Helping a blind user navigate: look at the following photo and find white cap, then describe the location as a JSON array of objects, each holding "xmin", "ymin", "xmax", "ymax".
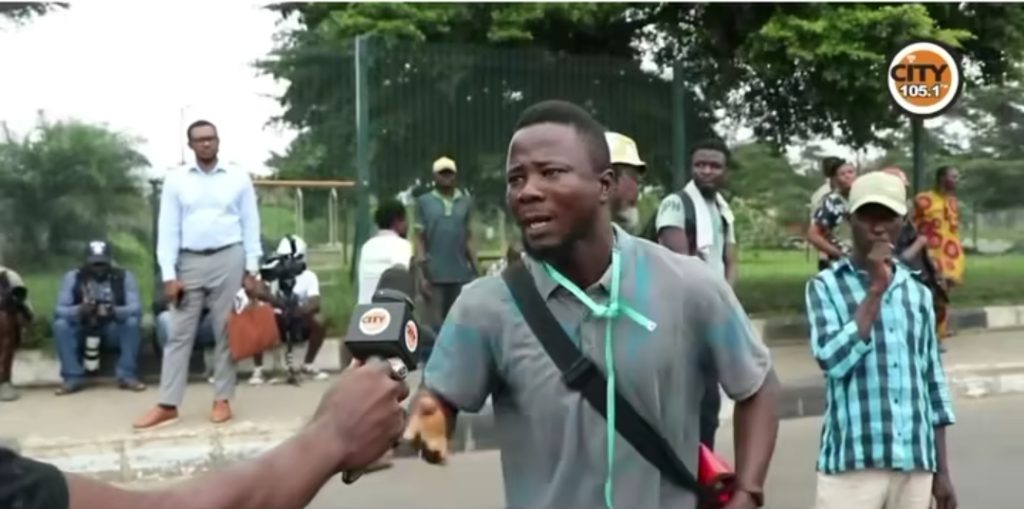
[
  {"xmin": 605, "ymin": 132, "xmax": 646, "ymax": 169},
  {"xmin": 276, "ymin": 235, "xmax": 308, "ymax": 258},
  {"xmin": 849, "ymin": 172, "xmax": 908, "ymax": 216}
]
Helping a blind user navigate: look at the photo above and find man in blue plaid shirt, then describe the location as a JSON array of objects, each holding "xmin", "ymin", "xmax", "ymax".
[{"xmin": 805, "ymin": 171, "xmax": 957, "ymax": 509}]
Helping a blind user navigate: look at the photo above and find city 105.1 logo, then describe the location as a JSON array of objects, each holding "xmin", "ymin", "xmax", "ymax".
[{"xmin": 887, "ymin": 40, "xmax": 964, "ymax": 118}]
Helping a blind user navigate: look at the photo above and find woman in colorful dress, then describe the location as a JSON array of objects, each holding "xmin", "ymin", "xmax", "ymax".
[{"xmin": 913, "ymin": 165, "xmax": 965, "ymax": 341}]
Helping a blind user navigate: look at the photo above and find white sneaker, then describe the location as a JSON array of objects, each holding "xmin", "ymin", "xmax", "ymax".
[
  {"xmin": 248, "ymin": 368, "xmax": 265, "ymax": 386},
  {"xmin": 302, "ymin": 364, "xmax": 329, "ymax": 381}
]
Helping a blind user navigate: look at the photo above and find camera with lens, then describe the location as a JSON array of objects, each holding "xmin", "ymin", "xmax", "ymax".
[
  {"xmin": 80, "ymin": 279, "xmax": 114, "ymax": 374},
  {"xmin": 82, "ymin": 280, "xmax": 115, "ymax": 330}
]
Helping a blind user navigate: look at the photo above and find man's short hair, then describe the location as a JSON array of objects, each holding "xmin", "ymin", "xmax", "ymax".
[
  {"xmin": 690, "ymin": 138, "xmax": 731, "ymax": 164},
  {"xmin": 186, "ymin": 120, "xmax": 217, "ymax": 141},
  {"xmin": 514, "ymin": 100, "xmax": 610, "ymax": 172},
  {"xmin": 822, "ymin": 156, "xmax": 847, "ymax": 178},
  {"xmin": 374, "ymin": 199, "xmax": 406, "ymax": 230}
]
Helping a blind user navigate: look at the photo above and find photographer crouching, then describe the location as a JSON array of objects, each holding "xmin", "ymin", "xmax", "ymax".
[
  {"xmin": 52, "ymin": 240, "xmax": 146, "ymax": 395},
  {"xmin": 248, "ymin": 235, "xmax": 327, "ymax": 385}
]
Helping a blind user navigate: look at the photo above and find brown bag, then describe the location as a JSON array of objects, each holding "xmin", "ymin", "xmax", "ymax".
[{"xmin": 227, "ymin": 301, "xmax": 281, "ymax": 362}]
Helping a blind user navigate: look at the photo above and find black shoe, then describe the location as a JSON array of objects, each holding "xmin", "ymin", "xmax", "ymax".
[
  {"xmin": 54, "ymin": 382, "xmax": 84, "ymax": 396},
  {"xmin": 118, "ymin": 379, "xmax": 147, "ymax": 392}
]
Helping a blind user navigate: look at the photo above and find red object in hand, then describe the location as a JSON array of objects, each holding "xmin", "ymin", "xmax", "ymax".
[{"xmin": 697, "ymin": 444, "xmax": 737, "ymax": 509}]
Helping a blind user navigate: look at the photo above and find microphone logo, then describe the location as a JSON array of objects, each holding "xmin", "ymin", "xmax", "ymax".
[
  {"xmin": 358, "ymin": 307, "xmax": 391, "ymax": 336},
  {"xmin": 404, "ymin": 321, "xmax": 419, "ymax": 353}
]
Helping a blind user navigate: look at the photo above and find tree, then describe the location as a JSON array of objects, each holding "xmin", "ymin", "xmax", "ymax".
[
  {"xmin": 260, "ymin": 3, "xmax": 718, "ymax": 202},
  {"xmin": 649, "ymin": 3, "xmax": 1024, "ymax": 148},
  {"xmin": 262, "ymin": 2, "xmax": 1024, "ymax": 218},
  {"xmin": 0, "ymin": 116, "xmax": 149, "ymax": 267},
  {"xmin": 934, "ymin": 78, "xmax": 1024, "ymax": 211},
  {"xmin": 0, "ymin": 3, "xmax": 66, "ymax": 24}
]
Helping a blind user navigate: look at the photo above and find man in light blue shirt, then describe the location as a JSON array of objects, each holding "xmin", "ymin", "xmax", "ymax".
[{"xmin": 134, "ymin": 119, "xmax": 262, "ymax": 430}]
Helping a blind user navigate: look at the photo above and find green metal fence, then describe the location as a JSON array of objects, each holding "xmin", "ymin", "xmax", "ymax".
[{"xmin": 347, "ymin": 37, "xmax": 697, "ymax": 259}]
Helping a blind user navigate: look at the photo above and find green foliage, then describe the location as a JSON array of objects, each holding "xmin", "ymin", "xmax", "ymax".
[
  {"xmin": 0, "ymin": 3, "xmax": 66, "ymax": 24},
  {"xmin": 650, "ymin": 3, "xmax": 1024, "ymax": 148},
  {"xmin": 0, "ymin": 116, "xmax": 149, "ymax": 268},
  {"xmin": 260, "ymin": 3, "xmax": 717, "ymax": 200},
  {"xmin": 264, "ymin": 2, "xmax": 1024, "ymax": 199}
]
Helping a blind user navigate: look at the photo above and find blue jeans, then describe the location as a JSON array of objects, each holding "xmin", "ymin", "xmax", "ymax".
[
  {"xmin": 155, "ymin": 310, "xmax": 215, "ymax": 350},
  {"xmin": 53, "ymin": 315, "xmax": 142, "ymax": 384}
]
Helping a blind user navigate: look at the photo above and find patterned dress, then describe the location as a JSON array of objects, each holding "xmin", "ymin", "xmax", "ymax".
[
  {"xmin": 913, "ymin": 190, "xmax": 964, "ymax": 337},
  {"xmin": 812, "ymin": 192, "xmax": 851, "ymax": 268}
]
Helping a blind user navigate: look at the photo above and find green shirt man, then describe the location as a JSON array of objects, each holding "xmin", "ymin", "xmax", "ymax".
[{"xmin": 415, "ymin": 156, "xmax": 477, "ymax": 323}]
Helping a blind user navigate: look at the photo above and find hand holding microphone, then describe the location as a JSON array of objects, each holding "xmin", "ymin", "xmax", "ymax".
[
  {"xmin": 341, "ymin": 265, "xmax": 422, "ymax": 483},
  {"xmin": 312, "ymin": 358, "xmax": 409, "ymax": 474}
]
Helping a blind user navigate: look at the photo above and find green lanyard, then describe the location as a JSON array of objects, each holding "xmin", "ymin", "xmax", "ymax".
[{"xmin": 543, "ymin": 250, "xmax": 657, "ymax": 509}]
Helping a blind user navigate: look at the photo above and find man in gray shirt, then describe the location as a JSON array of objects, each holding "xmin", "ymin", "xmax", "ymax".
[
  {"xmin": 415, "ymin": 157, "xmax": 477, "ymax": 326},
  {"xmin": 404, "ymin": 100, "xmax": 779, "ymax": 509}
]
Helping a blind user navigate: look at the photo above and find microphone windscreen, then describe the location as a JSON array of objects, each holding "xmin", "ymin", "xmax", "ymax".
[{"xmin": 373, "ymin": 265, "xmax": 414, "ymax": 301}]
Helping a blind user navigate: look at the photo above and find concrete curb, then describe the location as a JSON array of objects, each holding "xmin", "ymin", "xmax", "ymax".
[{"xmin": 9, "ymin": 362, "xmax": 1024, "ymax": 483}]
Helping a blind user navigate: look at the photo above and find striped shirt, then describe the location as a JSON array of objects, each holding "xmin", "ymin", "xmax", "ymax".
[{"xmin": 805, "ymin": 259, "xmax": 955, "ymax": 475}]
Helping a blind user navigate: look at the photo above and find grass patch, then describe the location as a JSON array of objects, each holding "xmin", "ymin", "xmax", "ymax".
[{"xmin": 736, "ymin": 250, "xmax": 1024, "ymax": 316}]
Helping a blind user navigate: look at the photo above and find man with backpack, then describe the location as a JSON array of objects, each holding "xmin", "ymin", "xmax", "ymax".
[
  {"xmin": 642, "ymin": 138, "xmax": 737, "ymax": 451},
  {"xmin": 606, "ymin": 131, "xmax": 646, "ymax": 233}
]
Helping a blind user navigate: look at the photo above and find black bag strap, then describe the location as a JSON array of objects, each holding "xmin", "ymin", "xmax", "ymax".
[{"xmin": 502, "ymin": 262, "xmax": 705, "ymax": 496}]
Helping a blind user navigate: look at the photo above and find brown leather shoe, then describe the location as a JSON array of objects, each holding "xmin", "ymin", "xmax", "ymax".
[
  {"xmin": 211, "ymin": 400, "xmax": 232, "ymax": 424},
  {"xmin": 133, "ymin": 406, "xmax": 179, "ymax": 430}
]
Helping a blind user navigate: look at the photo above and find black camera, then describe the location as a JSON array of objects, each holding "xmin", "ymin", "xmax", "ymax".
[
  {"xmin": 79, "ymin": 277, "xmax": 113, "ymax": 323},
  {"xmin": 259, "ymin": 254, "xmax": 306, "ymax": 293}
]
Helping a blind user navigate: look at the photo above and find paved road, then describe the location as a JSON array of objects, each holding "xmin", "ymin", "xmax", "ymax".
[{"xmin": 307, "ymin": 394, "xmax": 1024, "ymax": 509}]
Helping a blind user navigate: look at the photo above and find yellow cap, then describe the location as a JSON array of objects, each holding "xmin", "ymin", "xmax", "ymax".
[
  {"xmin": 849, "ymin": 171, "xmax": 907, "ymax": 216},
  {"xmin": 432, "ymin": 157, "xmax": 457, "ymax": 174},
  {"xmin": 605, "ymin": 132, "xmax": 645, "ymax": 169}
]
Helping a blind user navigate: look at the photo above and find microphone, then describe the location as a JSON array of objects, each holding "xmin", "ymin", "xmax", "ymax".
[{"xmin": 341, "ymin": 265, "xmax": 420, "ymax": 484}]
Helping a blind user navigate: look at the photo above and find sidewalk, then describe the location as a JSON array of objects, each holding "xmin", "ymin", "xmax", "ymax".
[{"xmin": 3, "ymin": 328, "xmax": 1024, "ymax": 484}]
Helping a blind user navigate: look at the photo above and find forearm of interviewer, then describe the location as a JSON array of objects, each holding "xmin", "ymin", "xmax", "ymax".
[
  {"xmin": 732, "ymin": 370, "xmax": 780, "ymax": 495},
  {"xmin": 68, "ymin": 421, "xmax": 343, "ymax": 509}
]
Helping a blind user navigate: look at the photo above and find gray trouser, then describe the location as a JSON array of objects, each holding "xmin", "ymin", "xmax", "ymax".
[{"xmin": 159, "ymin": 244, "xmax": 244, "ymax": 406}]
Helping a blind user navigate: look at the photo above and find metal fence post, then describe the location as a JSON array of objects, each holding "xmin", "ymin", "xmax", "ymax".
[
  {"xmin": 149, "ymin": 178, "xmax": 162, "ymax": 287},
  {"xmin": 911, "ymin": 117, "xmax": 925, "ymax": 196},
  {"xmin": 352, "ymin": 34, "xmax": 372, "ymax": 282},
  {"xmin": 671, "ymin": 61, "xmax": 689, "ymax": 190}
]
